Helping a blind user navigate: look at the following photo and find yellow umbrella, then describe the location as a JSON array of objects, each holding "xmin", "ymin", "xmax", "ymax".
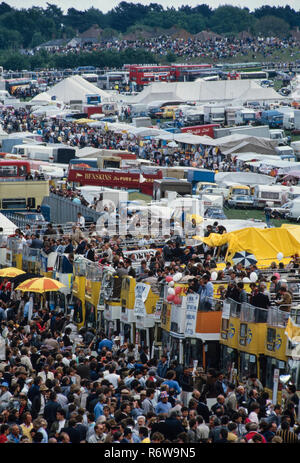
[
  {"xmin": 15, "ymin": 277, "xmax": 66, "ymax": 293},
  {"xmin": 74, "ymin": 118, "xmax": 94, "ymax": 124},
  {"xmin": 188, "ymin": 214, "xmax": 203, "ymax": 224},
  {"xmin": 0, "ymin": 267, "xmax": 25, "ymax": 278}
]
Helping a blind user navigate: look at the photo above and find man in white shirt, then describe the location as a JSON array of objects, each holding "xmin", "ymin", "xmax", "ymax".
[
  {"xmin": 104, "ymin": 365, "xmax": 121, "ymax": 389},
  {"xmin": 37, "ymin": 364, "xmax": 55, "ymax": 383},
  {"xmin": 77, "ymin": 212, "xmax": 85, "ymax": 229},
  {"xmin": 196, "ymin": 415, "xmax": 210, "ymax": 442},
  {"xmin": 248, "ymin": 402, "xmax": 260, "ymax": 424}
]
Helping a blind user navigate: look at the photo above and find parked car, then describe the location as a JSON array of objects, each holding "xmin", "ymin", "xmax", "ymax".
[
  {"xmin": 204, "ymin": 207, "xmax": 227, "ymax": 219},
  {"xmin": 227, "ymin": 195, "xmax": 254, "ymax": 209},
  {"xmin": 270, "ymin": 203, "xmax": 291, "ymax": 219}
]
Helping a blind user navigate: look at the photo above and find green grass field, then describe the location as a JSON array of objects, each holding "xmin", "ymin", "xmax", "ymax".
[{"xmin": 224, "ymin": 207, "xmax": 294, "ymax": 227}]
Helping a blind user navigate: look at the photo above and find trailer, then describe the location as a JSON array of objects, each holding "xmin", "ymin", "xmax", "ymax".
[{"xmin": 181, "ymin": 124, "xmax": 219, "ymax": 138}]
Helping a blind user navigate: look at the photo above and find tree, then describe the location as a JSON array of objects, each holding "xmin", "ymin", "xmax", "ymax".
[
  {"xmin": 0, "ymin": 2, "xmax": 11, "ymax": 16},
  {"xmin": 209, "ymin": 5, "xmax": 254, "ymax": 34},
  {"xmin": 254, "ymin": 15, "xmax": 291, "ymax": 38}
]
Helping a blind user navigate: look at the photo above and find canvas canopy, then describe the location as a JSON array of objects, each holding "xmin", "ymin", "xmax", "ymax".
[
  {"xmin": 128, "ymin": 80, "xmax": 284, "ymax": 106},
  {"xmin": 0, "ymin": 213, "xmax": 17, "ymax": 235},
  {"xmin": 196, "ymin": 224, "xmax": 300, "ymax": 266},
  {"xmin": 36, "ymin": 76, "xmax": 110, "ymax": 105},
  {"xmin": 215, "ymin": 171, "xmax": 275, "ymax": 187}
]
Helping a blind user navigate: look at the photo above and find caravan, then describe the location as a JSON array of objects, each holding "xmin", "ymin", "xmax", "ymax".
[
  {"xmin": 253, "ymin": 185, "xmax": 289, "ymax": 209},
  {"xmin": 11, "ymin": 144, "xmax": 76, "ymax": 163}
]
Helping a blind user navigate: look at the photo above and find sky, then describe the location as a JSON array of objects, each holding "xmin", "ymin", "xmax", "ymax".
[{"xmin": 4, "ymin": 1, "xmax": 300, "ymax": 14}]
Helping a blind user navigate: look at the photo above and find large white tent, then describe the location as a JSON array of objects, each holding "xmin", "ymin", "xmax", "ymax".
[
  {"xmin": 215, "ymin": 171, "xmax": 275, "ymax": 187},
  {"xmin": 32, "ymin": 76, "xmax": 111, "ymax": 105},
  {"xmin": 128, "ymin": 80, "xmax": 284, "ymax": 106},
  {"xmin": 0, "ymin": 213, "xmax": 17, "ymax": 234}
]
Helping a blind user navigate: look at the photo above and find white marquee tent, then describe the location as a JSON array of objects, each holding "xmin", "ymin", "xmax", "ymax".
[
  {"xmin": 31, "ymin": 76, "xmax": 111, "ymax": 105},
  {"xmin": 128, "ymin": 80, "xmax": 284, "ymax": 106}
]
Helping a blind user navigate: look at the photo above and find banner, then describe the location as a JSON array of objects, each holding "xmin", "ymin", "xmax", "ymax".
[
  {"xmin": 222, "ymin": 301, "xmax": 231, "ymax": 320},
  {"xmin": 134, "ymin": 283, "xmax": 150, "ymax": 317},
  {"xmin": 123, "ymin": 249, "xmax": 159, "ymax": 261},
  {"xmin": 184, "ymin": 293, "xmax": 199, "ymax": 337}
]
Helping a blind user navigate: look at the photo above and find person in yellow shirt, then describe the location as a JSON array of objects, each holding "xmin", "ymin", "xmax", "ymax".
[
  {"xmin": 139, "ymin": 427, "xmax": 150, "ymax": 443},
  {"xmin": 227, "ymin": 422, "xmax": 238, "ymax": 442},
  {"xmin": 20, "ymin": 412, "xmax": 33, "ymax": 443}
]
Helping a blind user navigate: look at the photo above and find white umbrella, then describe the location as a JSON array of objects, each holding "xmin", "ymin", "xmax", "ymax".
[
  {"xmin": 168, "ymin": 141, "xmax": 178, "ymax": 148},
  {"xmin": 90, "ymin": 113, "xmax": 106, "ymax": 120}
]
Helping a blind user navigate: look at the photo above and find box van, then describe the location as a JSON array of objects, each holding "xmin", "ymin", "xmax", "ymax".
[
  {"xmin": 288, "ymin": 186, "xmax": 300, "ymax": 201},
  {"xmin": 228, "ymin": 185, "xmax": 250, "ymax": 200},
  {"xmin": 283, "ymin": 112, "xmax": 294, "ymax": 130},
  {"xmin": 253, "ymin": 185, "xmax": 289, "ymax": 208},
  {"xmin": 275, "ymin": 145, "xmax": 295, "ymax": 161},
  {"xmin": 199, "ymin": 186, "xmax": 228, "ymax": 200},
  {"xmin": 195, "ymin": 182, "xmax": 218, "ymax": 195},
  {"xmin": 269, "ymin": 129, "xmax": 289, "ymax": 146},
  {"xmin": 286, "ymin": 199, "xmax": 300, "ymax": 222},
  {"xmin": 153, "ymin": 179, "xmax": 192, "ymax": 200},
  {"xmin": 12, "ymin": 144, "xmax": 76, "ymax": 163}
]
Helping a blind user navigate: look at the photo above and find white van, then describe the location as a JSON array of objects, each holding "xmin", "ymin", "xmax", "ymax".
[
  {"xmin": 253, "ymin": 185, "xmax": 289, "ymax": 208},
  {"xmin": 195, "ymin": 182, "xmax": 218, "ymax": 195},
  {"xmin": 283, "ymin": 112, "xmax": 294, "ymax": 130},
  {"xmin": 287, "ymin": 186, "xmax": 300, "ymax": 201},
  {"xmin": 199, "ymin": 186, "xmax": 229, "ymax": 200},
  {"xmin": 286, "ymin": 199, "xmax": 300, "ymax": 222},
  {"xmin": 275, "ymin": 145, "xmax": 295, "ymax": 160}
]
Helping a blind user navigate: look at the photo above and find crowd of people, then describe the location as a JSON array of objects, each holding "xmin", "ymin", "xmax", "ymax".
[
  {"xmin": 7, "ymin": 215, "xmax": 298, "ymax": 320},
  {"xmin": 0, "ymin": 296, "xmax": 299, "ymax": 444},
  {"xmin": 29, "ymin": 34, "xmax": 300, "ymax": 63}
]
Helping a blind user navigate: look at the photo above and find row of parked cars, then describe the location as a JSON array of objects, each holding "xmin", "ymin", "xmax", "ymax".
[{"xmin": 198, "ymin": 182, "xmax": 300, "ymax": 220}]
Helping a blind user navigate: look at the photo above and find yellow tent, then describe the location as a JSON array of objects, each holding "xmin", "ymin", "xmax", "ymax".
[
  {"xmin": 193, "ymin": 224, "xmax": 300, "ymax": 267},
  {"xmin": 74, "ymin": 118, "xmax": 94, "ymax": 124}
]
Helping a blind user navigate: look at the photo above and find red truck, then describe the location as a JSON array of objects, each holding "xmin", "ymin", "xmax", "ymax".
[{"xmin": 181, "ymin": 124, "xmax": 220, "ymax": 138}]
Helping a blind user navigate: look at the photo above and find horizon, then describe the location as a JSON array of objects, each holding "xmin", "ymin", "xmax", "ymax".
[{"xmin": 4, "ymin": 1, "xmax": 300, "ymax": 14}]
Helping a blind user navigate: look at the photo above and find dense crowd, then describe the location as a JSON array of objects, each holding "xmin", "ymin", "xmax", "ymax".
[
  {"xmin": 8, "ymin": 217, "xmax": 298, "ymax": 319},
  {"xmin": 1, "ymin": 105, "xmax": 300, "ymax": 445},
  {"xmin": 30, "ymin": 35, "xmax": 300, "ymax": 62},
  {"xmin": 0, "ymin": 295, "xmax": 299, "ymax": 444}
]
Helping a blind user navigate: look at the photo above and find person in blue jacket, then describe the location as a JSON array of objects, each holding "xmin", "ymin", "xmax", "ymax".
[
  {"xmin": 156, "ymin": 354, "xmax": 168, "ymax": 379},
  {"xmin": 162, "ymin": 370, "xmax": 182, "ymax": 397}
]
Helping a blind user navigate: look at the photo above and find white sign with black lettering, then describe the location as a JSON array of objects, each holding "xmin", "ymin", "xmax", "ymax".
[
  {"xmin": 134, "ymin": 283, "xmax": 150, "ymax": 317},
  {"xmin": 184, "ymin": 293, "xmax": 199, "ymax": 337},
  {"xmin": 222, "ymin": 301, "xmax": 231, "ymax": 320}
]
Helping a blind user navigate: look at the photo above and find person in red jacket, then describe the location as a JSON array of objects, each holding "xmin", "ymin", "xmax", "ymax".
[
  {"xmin": 0, "ymin": 424, "xmax": 10, "ymax": 443},
  {"xmin": 244, "ymin": 422, "xmax": 266, "ymax": 443}
]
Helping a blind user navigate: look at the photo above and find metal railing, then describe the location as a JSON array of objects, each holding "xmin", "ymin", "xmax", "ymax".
[
  {"xmin": 224, "ymin": 297, "xmax": 291, "ymax": 326},
  {"xmin": 199, "ymin": 295, "xmax": 223, "ymax": 312},
  {"xmin": 267, "ymin": 306, "xmax": 289, "ymax": 327},
  {"xmin": 41, "ymin": 193, "xmax": 103, "ymax": 224}
]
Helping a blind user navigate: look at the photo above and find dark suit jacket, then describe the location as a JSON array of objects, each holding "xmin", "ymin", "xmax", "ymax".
[
  {"xmin": 44, "ymin": 400, "xmax": 62, "ymax": 426},
  {"xmin": 150, "ymin": 421, "xmax": 169, "ymax": 439},
  {"xmin": 61, "ymin": 426, "xmax": 81, "ymax": 444},
  {"xmin": 163, "ymin": 418, "xmax": 185, "ymax": 441},
  {"xmin": 196, "ymin": 402, "xmax": 210, "ymax": 423},
  {"xmin": 31, "ymin": 393, "xmax": 42, "ymax": 419}
]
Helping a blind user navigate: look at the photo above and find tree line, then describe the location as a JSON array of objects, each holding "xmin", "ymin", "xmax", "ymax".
[{"xmin": 0, "ymin": 2, "xmax": 298, "ymax": 50}]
